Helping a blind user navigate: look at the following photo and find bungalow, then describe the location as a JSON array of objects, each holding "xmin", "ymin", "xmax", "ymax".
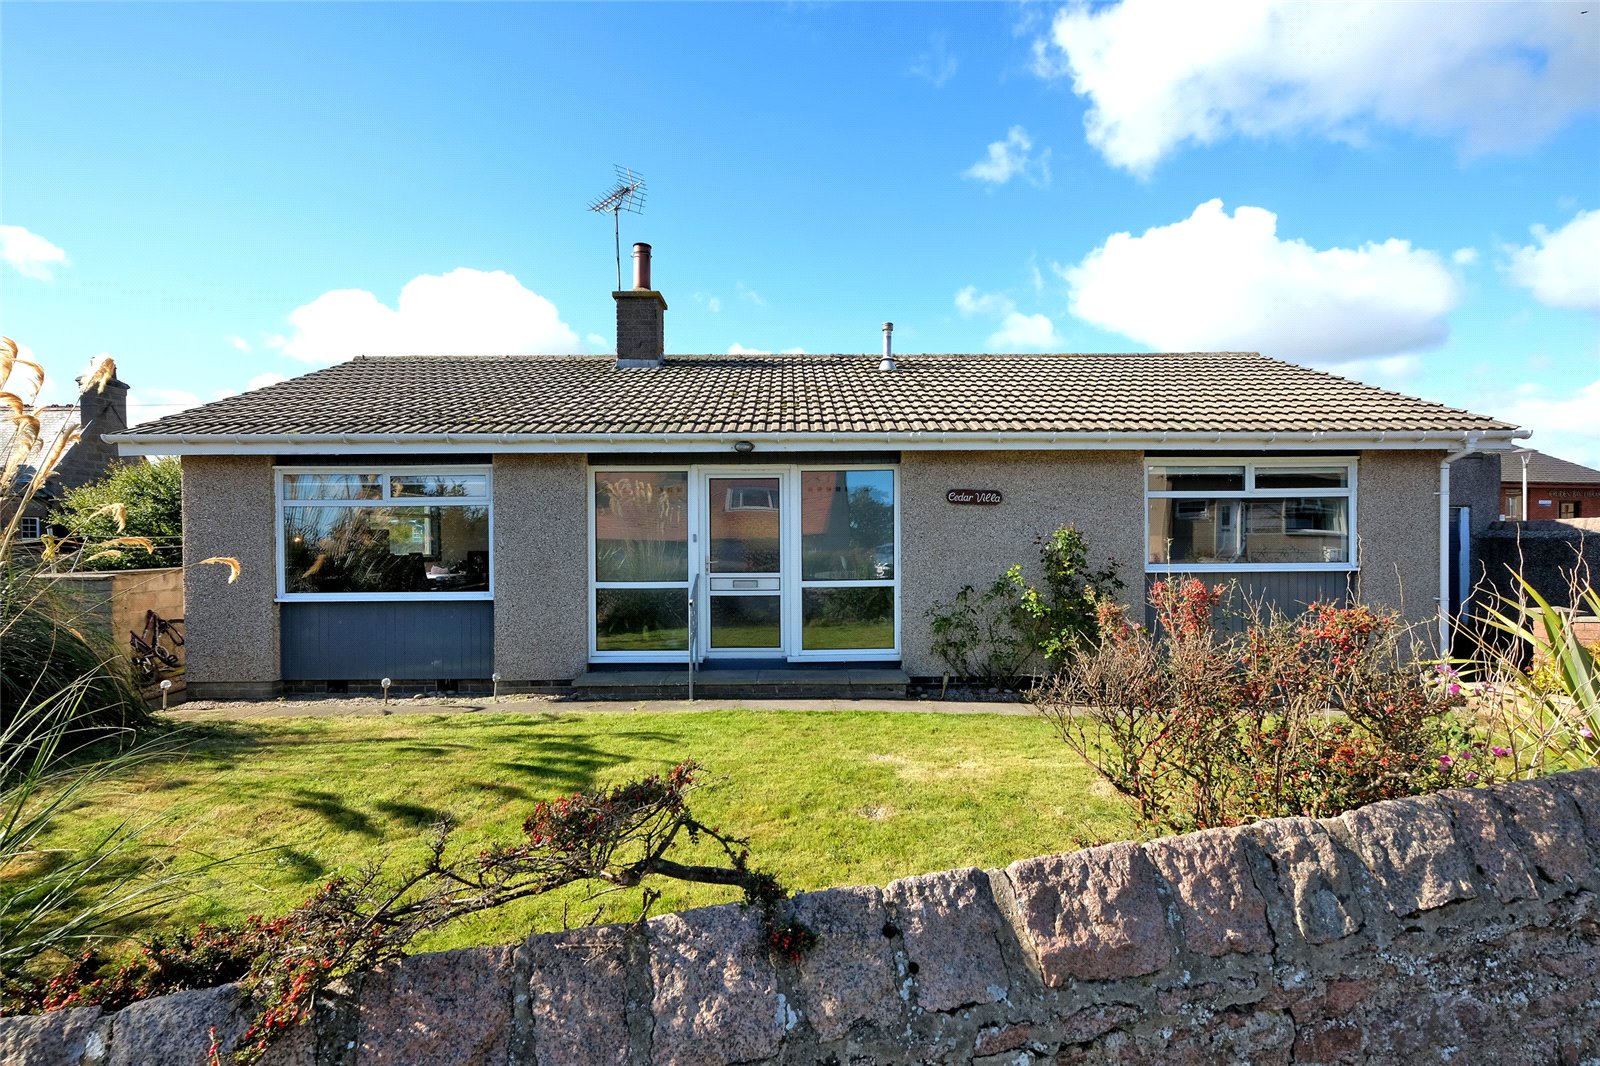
[
  {"xmin": 1500, "ymin": 448, "xmax": 1600, "ymax": 520},
  {"xmin": 109, "ymin": 245, "xmax": 1524, "ymax": 697}
]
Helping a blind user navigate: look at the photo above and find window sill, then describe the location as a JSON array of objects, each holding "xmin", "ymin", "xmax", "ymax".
[
  {"xmin": 1145, "ymin": 564, "xmax": 1358, "ymax": 573},
  {"xmin": 277, "ymin": 592, "xmax": 494, "ymax": 603}
]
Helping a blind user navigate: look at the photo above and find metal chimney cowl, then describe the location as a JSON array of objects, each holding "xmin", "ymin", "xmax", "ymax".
[
  {"xmin": 615, "ymin": 242, "xmax": 667, "ymax": 369},
  {"xmin": 879, "ymin": 321, "xmax": 896, "ymax": 372}
]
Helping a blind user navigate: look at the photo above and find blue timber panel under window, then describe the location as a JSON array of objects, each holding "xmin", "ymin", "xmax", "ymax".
[
  {"xmin": 1144, "ymin": 570, "xmax": 1354, "ymax": 632},
  {"xmin": 281, "ymin": 601, "xmax": 494, "ymax": 680}
]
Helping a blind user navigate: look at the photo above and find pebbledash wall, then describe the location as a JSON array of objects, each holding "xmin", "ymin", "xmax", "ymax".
[
  {"xmin": 180, "ymin": 448, "xmax": 1466, "ymax": 696},
  {"xmin": 5, "ymin": 770, "xmax": 1596, "ymax": 1065}
]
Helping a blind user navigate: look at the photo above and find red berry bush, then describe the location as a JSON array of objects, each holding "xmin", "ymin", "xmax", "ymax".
[{"xmin": 1032, "ymin": 580, "xmax": 1482, "ymax": 834}]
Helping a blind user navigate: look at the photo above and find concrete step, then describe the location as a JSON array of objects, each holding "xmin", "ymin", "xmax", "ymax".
[{"xmin": 571, "ymin": 667, "xmax": 909, "ymax": 700}]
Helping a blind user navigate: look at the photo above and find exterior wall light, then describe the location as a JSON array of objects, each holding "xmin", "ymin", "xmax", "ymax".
[{"xmin": 733, "ymin": 440, "xmax": 755, "ymax": 454}]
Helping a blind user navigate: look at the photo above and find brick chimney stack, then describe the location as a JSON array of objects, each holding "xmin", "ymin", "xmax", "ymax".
[{"xmin": 614, "ymin": 243, "xmax": 667, "ymax": 368}]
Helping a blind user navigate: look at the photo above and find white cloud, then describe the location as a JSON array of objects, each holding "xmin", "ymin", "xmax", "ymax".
[
  {"xmin": 1324, "ymin": 354, "xmax": 1424, "ymax": 387},
  {"xmin": 270, "ymin": 268, "xmax": 581, "ymax": 364},
  {"xmin": 127, "ymin": 387, "xmax": 204, "ymax": 428},
  {"xmin": 737, "ymin": 283, "xmax": 767, "ymax": 308},
  {"xmin": 585, "ymin": 332, "xmax": 611, "ymax": 353},
  {"xmin": 228, "ymin": 336, "xmax": 252, "ymax": 352},
  {"xmin": 963, "ymin": 126, "xmax": 1051, "ymax": 187},
  {"xmin": 727, "ymin": 344, "xmax": 806, "ymax": 356},
  {"xmin": 910, "ymin": 33, "xmax": 957, "ymax": 87},
  {"xmin": 1500, "ymin": 377, "xmax": 1600, "ymax": 467},
  {"xmin": 245, "ymin": 372, "xmax": 287, "ymax": 391},
  {"xmin": 954, "ymin": 286, "xmax": 1062, "ymax": 351},
  {"xmin": 694, "ymin": 292, "xmax": 722, "ymax": 313},
  {"xmin": 0, "ymin": 225, "xmax": 68, "ymax": 280},
  {"xmin": 1033, "ymin": 0, "xmax": 1600, "ymax": 175},
  {"xmin": 1061, "ymin": 199, "xmax": 1458, "ymax": 362},
  {"xmin": 1504, "ymin": 208, "xmax": 1600, "ymax": 312},
  {"xmin": 1452, "ymin": 248, "xmax": 1480, "ymax": 267}
]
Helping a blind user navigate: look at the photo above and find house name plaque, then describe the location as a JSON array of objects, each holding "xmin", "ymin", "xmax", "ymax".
[{"xmin": 947, "ymin": 488, "xmax": 1002, "ymax": 506}]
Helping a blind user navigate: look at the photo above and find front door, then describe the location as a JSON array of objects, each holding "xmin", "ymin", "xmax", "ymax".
[{"xmin": 702, "ymin": 471, "xmax": 787, "ymax": 658}]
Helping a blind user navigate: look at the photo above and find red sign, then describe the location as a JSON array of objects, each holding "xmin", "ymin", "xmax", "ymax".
[{"xmin": 947, "ymin": 488, "xmax": 1002, "ymax": 505}]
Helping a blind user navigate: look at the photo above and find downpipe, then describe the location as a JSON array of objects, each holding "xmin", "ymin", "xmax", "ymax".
[{"xmin": 1438, "ymin": 433, "xmax": 1482, "ymax": 656}]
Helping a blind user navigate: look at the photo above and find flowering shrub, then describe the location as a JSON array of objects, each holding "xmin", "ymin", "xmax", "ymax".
[
  {"xmin": 927, "ymin": 526, "xmax": 1123, "ymax": 685},
  {"xmin": 3, "ymin": 762, "xmax": 812, "ymax": 1063},
  {"xmin": 1031, "ymin": 580, "xmax": 1479, "ymax": 833}
]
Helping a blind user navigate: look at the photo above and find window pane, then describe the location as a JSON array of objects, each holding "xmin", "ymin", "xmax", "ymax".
[
  {"xmin": 282, "ymin": 473, "xmax": 382, "ymax": 500},
  {"xmin": 801, "ymin": 470, "xmax": 895, "ymax": 580},
  {"xmin": 1147, "ymin": 498, "xmax": 1244, "ymax": 564},
  {"xmin": 1241, "ymin": 498, "xmax": 1350, "ymax": 563},
  {"xmin": 710, "ymin": 595, "xmax": 782, "ymax": 648},
  {"xmin": 595, "ymin": 588, "xmax": 687, "ymax": 651},
  {"xmin": 802, "ymin": 587, "xmax": 894, "ymax": 651},
  {"xmin": 1147, "ymin": 466, "xmax": 1244, "ymax": 492},
  {"xmin": 284, "ymin": 505, "xmax": 489, "ymax": 593},
  {"xmin": 594, "ymin": 472, "xmax": 689, "ymax": 582},
  {"xmin": 1253, "ymin": 467, "xmax": 1349, "ymax": 490},
  {"xmin": 708, "ymin": 477, "xmax": 781, "ymax": 574},
  {"xmin": 391, "ymin": 473, "xmax": 488, "ymax": 498}
]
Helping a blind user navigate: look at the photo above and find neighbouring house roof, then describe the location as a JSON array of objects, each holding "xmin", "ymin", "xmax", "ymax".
[
  {"xmin": 2, "ymin": 406, "xmax": 78, "ymax": 496},
  {"xmin": 1501, "ymin": 449, "xmax": 1600, "ymax": 486},
  {"xmin": 110, "ymin": 352, "xmax": 1522, "ymax": 453}
]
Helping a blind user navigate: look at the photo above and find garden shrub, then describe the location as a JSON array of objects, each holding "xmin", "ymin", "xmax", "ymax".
[
  {"xmin": 927, "ymin": 525, "xmax": 1123, "ymax": 686},
  {"xmin": 3, "ymin": 762, "xmax": 811, "ymax": 1064},
  {"xmin": 1031, "ymin": 579, "xmax": 1481, "ymax": 833},
  {"xmin": 50, "ymin": 457, "xmax": 183, "ymax": 570}
]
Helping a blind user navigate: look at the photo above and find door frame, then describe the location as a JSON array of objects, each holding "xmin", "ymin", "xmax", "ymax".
[
  {"xmin": 697, "ymin": 466, "xmax": 793, "ymax": 661},
  {"xmin": 586, "ymin": 462, "xmax": 901, "ymax": 665}
]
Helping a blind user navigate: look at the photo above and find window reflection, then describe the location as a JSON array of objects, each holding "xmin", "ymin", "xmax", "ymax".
[
  {"xmin": 594, "ymin": 472, "xmax": 689, "ymax": 582},
  {"xmin": 708, "ymin": 477, "xmax": 781, "ymax": 573},
  {"xmin": 284, "ymin": 505, "xmax": 489, "ymax": 593},
  {"xmin": 802, "ymin": 587, "xmax": 894, "ymax": 650},
  {"xmin": 801, "ymin": 470, "xmax": 895, "ymax": 580}
]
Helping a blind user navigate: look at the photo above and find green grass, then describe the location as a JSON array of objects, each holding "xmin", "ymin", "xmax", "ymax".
[{"xmin": 40, "ymin": 709, "xmax": 1133, "ymax": 952}]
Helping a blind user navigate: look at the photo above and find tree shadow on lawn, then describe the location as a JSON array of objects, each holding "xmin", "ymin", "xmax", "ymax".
[
  {"xmin": 137, "ymin": 719, "xmax": 689, "ymax": 794},
  {"xmin": 369, "ymin": 800, "xmax": 446, "ymax": 827},
  {"xmin": 288, "ymin": 789, "xmax": 378, "ymax": 837}
]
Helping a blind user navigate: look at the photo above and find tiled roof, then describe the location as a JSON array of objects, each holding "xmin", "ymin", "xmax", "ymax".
[
  {"xmin": 2, "ymin": 406, "xmax": 77, "ymax": 488},
  {"xmin": 118, "ymin": 352, "xmax": 1517, "ymax": 440},
  {"xmin": 1501, "ymin": 449, "xmax": 1600, "ymax": 486}
]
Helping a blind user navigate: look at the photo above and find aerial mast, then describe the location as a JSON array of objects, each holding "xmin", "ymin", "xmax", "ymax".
[{"xmin": 587, "ymin": 165, "xmax": 648, "ymax": 289}]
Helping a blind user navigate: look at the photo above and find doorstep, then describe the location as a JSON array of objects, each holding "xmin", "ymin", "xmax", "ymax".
[{"xmin": 570, "ymin": 666, "xmax": 910, "ymax": 700}]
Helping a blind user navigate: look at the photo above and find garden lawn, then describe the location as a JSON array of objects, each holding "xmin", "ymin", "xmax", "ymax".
[{"xmin": 41, "ymin": 709, "xmax": 1132, "ymax": 953}]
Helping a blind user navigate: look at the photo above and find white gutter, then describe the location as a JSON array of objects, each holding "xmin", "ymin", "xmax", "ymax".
[
  {"xmin": 106, "ymin": 426, "xmax": 1531, "ymax": 458},
  {"xmin": 1438, "ymin": 432, "xmax": 1484, "ymax": 655}
]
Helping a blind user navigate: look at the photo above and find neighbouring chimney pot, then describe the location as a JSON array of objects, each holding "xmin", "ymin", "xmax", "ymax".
[{"xmin": 879, "ymin": 322, "xmax": 897, "ymax": 372}]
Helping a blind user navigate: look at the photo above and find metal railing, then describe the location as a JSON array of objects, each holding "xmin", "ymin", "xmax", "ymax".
[{"xmin": 687, "ymin": 573, "xmax": 701, "ymax": 701}]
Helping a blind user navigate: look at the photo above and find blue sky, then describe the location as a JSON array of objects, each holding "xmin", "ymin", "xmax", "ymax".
[{"xmin": 3, "ymin": 2, "xmax": 1598, "ymax": 460}]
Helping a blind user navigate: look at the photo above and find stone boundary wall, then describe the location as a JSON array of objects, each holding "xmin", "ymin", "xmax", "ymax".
[
  {"xmin": 6, "ymin": 771, "xmax": 1599, "ymax": 1066},
  {"xmin": 48, "ymin": 567, "xmax": 186, "ymax": 684}
]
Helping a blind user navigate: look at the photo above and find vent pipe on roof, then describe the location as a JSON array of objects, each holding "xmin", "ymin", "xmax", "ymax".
[{"xmin": 879, "ymin": 322, "xmax": 896, "ymax": 372}]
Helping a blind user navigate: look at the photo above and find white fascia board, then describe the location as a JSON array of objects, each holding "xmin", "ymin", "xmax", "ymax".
[{"xmin": 106, "ymin": 427, "xmax": 1530, "ymax": 457}]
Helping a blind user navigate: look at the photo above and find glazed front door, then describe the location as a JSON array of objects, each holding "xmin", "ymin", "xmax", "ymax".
[{"xmin": 701, "ymin": 472, "xmax": 787, "ymax": 657}]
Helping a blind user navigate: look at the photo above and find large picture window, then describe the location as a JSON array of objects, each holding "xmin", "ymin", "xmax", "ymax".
[
  {"xmin": 277, "ymin": 467, "xmax": 491, "ymax": 599},
  {"xmin": 1146, "ymin": 459, "xmax": 1355, "ymax": 571}
]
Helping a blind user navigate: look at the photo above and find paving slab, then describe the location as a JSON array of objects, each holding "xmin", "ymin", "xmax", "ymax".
[{"xmin": 168, "ymin": 694, "xmax": 1034, "ymax": 720}]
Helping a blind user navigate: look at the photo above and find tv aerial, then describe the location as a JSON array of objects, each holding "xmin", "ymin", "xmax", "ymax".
[{"xmin": 588, "ymin": 165, "xmax": 648, "ymax": 290}]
